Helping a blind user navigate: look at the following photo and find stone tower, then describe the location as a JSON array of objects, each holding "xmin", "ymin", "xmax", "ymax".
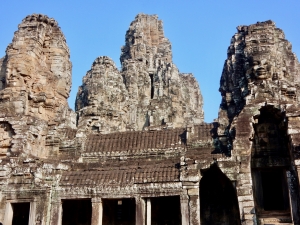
[
  {"xmin": 76, "ymin": 14, "xmax": 204, "ymax": 134},
  {"xmin": 0, "ymin": 14, "xmax": 72, "ymax": 121},
  {"xmin": 0, "ymin": 14, "xmax": 75, "ymax": 158},
  {"xmin": 217, "ymin": 21, "xmax": 300, "ymax": 224}
]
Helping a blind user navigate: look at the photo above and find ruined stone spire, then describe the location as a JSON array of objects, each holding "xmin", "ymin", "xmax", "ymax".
[
  {"xmin": 219, "ymin": 20, "xmax": 300, "ymax": 123},
  {"xmin": 76, "ymin": 14, "xmax": 204, "ymax": 134},
  {"xmin": 0, "ymin": 14, "xmax": 72, "ymax": 122}
]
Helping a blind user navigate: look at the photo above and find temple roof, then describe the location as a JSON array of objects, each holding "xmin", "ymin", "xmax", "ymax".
[
  {"xmin": 60, "ymin": 159, "xmax": 180, "ymax": 186},
  {"xmin": 84, "ymin": 128, "xmax": 186, "ymax": 153}
]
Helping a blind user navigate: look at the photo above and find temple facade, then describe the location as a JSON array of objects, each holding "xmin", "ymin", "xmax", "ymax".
[{"xmin": 0, "ymin": 14, "xmax": 299, "ymax": 225}]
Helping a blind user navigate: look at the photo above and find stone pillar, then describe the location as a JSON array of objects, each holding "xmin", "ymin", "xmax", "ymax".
[
  {"xmin": 135, "ymin": 196, "xmax": 145, "ymax": 225},
  {"xmin": 146, "ymin": 198, "xmax": 151, "ymax": 225},
  {"xmin": 188, "ymin": 188, "xmax": 200, "ymax": 225},
  {"xmin": 28, "ymin": 201, "xmax": 37, "ymax": 225},
  {"xmin": 3, "ymin": 202, "xmax": 13, "ymax": 225},
  {"xmin": 236, "ymin": 171, "xmax": 256, "ymax": 224},
  {"xmin": 91, "ymin": 198, "xmax": 103, "ymax": 225},
  {"xmin": 180, "ymin": 194, "xmax": 190, "ymax": 225},
  {"xmin": 50, "ymin": 200, "xmax": 62, "ymax": 225}
]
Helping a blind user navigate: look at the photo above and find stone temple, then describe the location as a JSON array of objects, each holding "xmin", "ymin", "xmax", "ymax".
[{"xmin": 0, "ymin": 13, "xmax": 299, "ymax": 225}]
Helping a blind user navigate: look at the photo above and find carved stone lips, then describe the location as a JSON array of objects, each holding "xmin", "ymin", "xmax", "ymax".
[{"xmin": 256, "ymin": 67, "xmax": 267, "ymax": 75}]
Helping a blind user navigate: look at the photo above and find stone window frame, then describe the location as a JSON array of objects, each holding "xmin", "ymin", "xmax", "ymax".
[{"xmin": 3, "ymin": 198, "xmax": 36, "ymax": 225}]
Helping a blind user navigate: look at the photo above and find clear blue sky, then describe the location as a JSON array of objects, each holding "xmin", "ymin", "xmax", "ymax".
[{"xmin": 0, "ymin": 1, "xmax": 300, "ymax": 122}]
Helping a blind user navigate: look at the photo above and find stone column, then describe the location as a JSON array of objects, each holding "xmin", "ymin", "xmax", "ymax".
[
  {"xmin": 135, "ymin": 196, "xmax": 145, "ymax": 225},
  {"xmin": 91, "ymin": 198, "xmax": 103, "ymax": 225},
  {"xmin": 236, "ymin": 170, "xmax": 255, "ymax": 224},
  {"xmin": 3, "ymin": 202, "xmax": 13, "ymax": 225},
  {"xmin": 146, "ymin": 198, "xmax": 151, "ymax": 225},
  {"xmin": 188, "ymin": 188, "xmax": 200, "ymax": 225},
  {"xmin": 50, "ymin": 200, "xmax": 62, "ymax": 225},
  {"xmin": 180, "ymin": 194, "xmax": 190, "ymax": 225},
  {"xmin": 28, "ymin": 201, "xmax": 37, "ymax": 225}
]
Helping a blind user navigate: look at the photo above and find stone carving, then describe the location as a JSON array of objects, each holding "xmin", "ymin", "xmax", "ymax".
[
  {"xmin": 0, "ymin": 14, "xmax": 75, "ymax": 158},
  {"xmin": 217, "ymin": 20, "xmax": 300, "ymax": 157},
  {"xmin": 121, "ymin": 14, "xmax": 204, "ymax": 130},
  {"xmin": 76, "ymin": 14, "xmax": 204, "ymax": 133},
  {"xmin": 0, "ymin": 14, "xmax": 72, "ymax": 123},
  {"xmin": 0, "ymin": 122, "xmax": 15, "ymax": 156},
  {"xmin": 76, "ymin": 56, "xmax": 129, "ymax": 134},
  {"xmin": 219, "ymin": 20, "xmax": 300, "ymax": 121}
]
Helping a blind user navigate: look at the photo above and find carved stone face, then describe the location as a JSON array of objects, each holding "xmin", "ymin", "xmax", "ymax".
[
  {"xmin": 225, "ymin": 93, "xmax": 232, "ymax": 104},
  {"xmin": 87, "ymin": 92, "xmax": 98, "ymax": 106},
  {"xmin": 272, "ymin": 72, "xmax": 278, "ymax": 80},
  {"xmin": 252, "ymin": 59, "xmax": 272, "ymax": 80},
  {"xmin": 6, "ymin": 72, "xmax": 24, "ymax": 88},
  {"xmin": 5, "ymin": 56, "xmax": 34, "ymax": 88}
]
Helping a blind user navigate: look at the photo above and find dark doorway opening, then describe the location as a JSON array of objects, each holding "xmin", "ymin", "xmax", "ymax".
[
  {"xmin": 151, "ymin": 196, "xmax": 181, "ymax": 225},
  {"xmin": 102, "ymin": 198, "xmax": 135, "ymax": 225},
  {"xmin": 12, "ymin": 202, "xmax": 30, "ymax": 225},
  {"xmin": 200, "ymin": 164, "xmax": 241, "ymax": 225},
  {"xmin": 261, "ymin": 170, "xmax": 289, "ymax": 210},
  {"xmin": 62, "ymin": 199, "xmax": 92, "ymax": 225}
]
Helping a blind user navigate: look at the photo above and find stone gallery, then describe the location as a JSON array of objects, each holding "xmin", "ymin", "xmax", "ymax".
[{"xmin": 0, "ymin": 13, "xmax": 299, "ymax": 225}]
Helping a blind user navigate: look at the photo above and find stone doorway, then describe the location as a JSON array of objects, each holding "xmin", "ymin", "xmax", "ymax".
[
  {"xmin": 200, "ymin": 164, "xmax": 241, "ymax": 225},
  {"xmin": 261, "ymin": 169, "xmax": 289, "ymax": 210},
  {"xmin": 11, "ymin": 202, "xmax": 30, "ymax": 225},
  {"xmin": 251, "ymin": 106, "xmax": 293, "ymax": 221},
  {"xmin": 150, "ymin": 196, "xmax": 181, "ymax": 225},
  {"xmin": 102, "ymin": 198, "xmax": 135, "ymax": 225},
  {"xmin": 62, "ymin": 199, "xmax": 92, "ymax": 225}
]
